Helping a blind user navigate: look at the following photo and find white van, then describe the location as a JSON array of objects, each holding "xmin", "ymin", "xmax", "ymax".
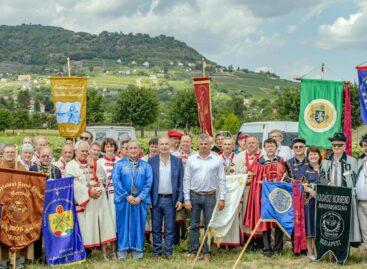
[
  {"xmin": 239, "ymin": 121, "xmax": 298, "ymax": 147},
  {"xmin": 86, "ymin": 125, "xmax": 136, "ymax": 143}
]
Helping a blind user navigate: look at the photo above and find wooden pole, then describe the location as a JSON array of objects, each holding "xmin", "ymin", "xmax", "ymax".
[
  {"xmin": 191, "ymin": 200, "xmax": 219, "ymax": 269},
  {"xmin": 232, "ymin": 219, "xmax": 262, "ymax": 269},
  {"xmin": 14, "ymin": 146, "xmax": 18, "ymax": 170},
  {"xmin": 201, "ymin": 58, "xmax": 206, "ymax": 77},
  {"xmin": 12, "ymin": 252, "xmax": 16, "ymax": 269},
  {"xmin": 67, "ymin": 57, "xmax": 71, "ymax": 77}
]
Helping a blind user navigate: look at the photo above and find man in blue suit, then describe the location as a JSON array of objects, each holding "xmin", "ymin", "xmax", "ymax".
[{"xmin": 149, "ymin": 137, "xmax": 184, "ymax": 259}]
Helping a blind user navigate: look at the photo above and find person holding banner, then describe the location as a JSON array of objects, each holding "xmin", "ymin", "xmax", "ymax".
[
  {"xmin": 356, "ymin": 134, "xmax": 367, "ymax": 250},
  {"xmin": 244, "ymin": 138, "xmax": 287, "ymax": 257},
  {"xmin": 286, "ymin": 138, "xmax": 308, "ymax": 180},
  {"xmin": 320, "ymin": 133, "xmax": 361, "ymax": 244},
  {"xmin": 65, "ymin": 141, "xmax": 117, "ymax": 260},
  {"xmin": 113, "ymin": 140, "xmax": 153, "ymax": 261},
  {"xmin": 183, "ymin": 133, "xmax": 226, "ymax": 263},
  {"xmin": 219, "ymin": 137, "xmax": 242, "ymax": 248},
  {"xmin": 30, "ymin": 146, "xmax": 62, "ymax": 180},
  {"xmin": 302, "ymin": 146, "xmax": 322, "ymax": 260}
]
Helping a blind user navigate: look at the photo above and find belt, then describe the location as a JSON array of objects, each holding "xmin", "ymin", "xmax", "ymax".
[
  {"xmin": 190, "ymin": 190, "xmax": 216, "ymax": 196},
  {"xmin": 359, "ymin": 200, "xmax": 367, "ymax": 203},
  {"xmin": 158, "ymin": 194, "xmax": 172, "ymax": 198}
]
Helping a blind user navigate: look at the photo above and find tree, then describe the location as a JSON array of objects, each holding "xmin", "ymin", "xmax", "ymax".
[
  {"xmin": 13, "ymin": 109, "xmax": 29, "ymax": 131},
  {"xmin": 350, "ymin": 83, "xmax": 362, "ymax": 128},
  {"xmin": 113, "ymin": 86, "xmax": 159, "ymax": 137},
  {"xmin": 223, "ymin": 113, "xmax": 240, "ymax": 135},
  {"xmin": 87, "ymin": 89, "xmax": 105, "ymax": 124},
  {"xmin": 232, "ymin": 96, "xmax": 244, "ymax": 119},
  {"xmin": 0, "ymin": 108, "xmax": 13, "ymax": 132},
  {"xmin": 276, "ymin": 88, "xmax": 300, "ymax": 121},
  {"xmin": 168, "ymin": 89, "xmax": 199, "ymax": 132},
  {"xmin": 17, "ymin": 90, "xmax": 31, "ymax": 109}
]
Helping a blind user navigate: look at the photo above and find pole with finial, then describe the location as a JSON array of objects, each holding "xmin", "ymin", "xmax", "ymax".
[
  {"xmin": 201, "ymin": 57, "xmax": 207, "ymax": 77},
  {"xmin": 321, "ymin": 63, "xmax": 325, "ymax": 80},
  {"xmin": 67, "ymin": 57, "xmax": 71, "ymax": 77}
]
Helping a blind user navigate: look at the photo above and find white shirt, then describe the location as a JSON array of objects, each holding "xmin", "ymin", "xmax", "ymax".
[
  {"xmin": 183, "ymin": 152, "xmax": 226, "ymax": 201},
  {"xmin": 277, "ymin": 145, "xmax": 294, "ymax": 161},
  {"xmin": 158, "ymin": 156, "xmax": 172, "ymax": 194},
  {"xmin": 356, "ymin": 160, "xmax": 367, "ymax": 200}
]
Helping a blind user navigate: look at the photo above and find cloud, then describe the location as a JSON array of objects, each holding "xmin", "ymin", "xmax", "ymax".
[
  {"xmin": 287, "ymin": 25, "xmax": 298, "ymax": 34},
  {"xmin": 317, "ymin": 1, "xmax": 367, "ymax": 49}
]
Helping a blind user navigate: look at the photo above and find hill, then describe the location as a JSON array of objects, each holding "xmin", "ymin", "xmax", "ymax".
[{"xmin": 0, "ymin": 24, "xmax": 210, "ymax": 66}]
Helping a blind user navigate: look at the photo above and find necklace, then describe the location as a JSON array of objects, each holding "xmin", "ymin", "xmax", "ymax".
[{"xmin": 129, "ymin": 159, "xmax": 139, "ymax": 195}]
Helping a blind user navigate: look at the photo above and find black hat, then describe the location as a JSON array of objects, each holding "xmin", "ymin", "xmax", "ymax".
[
  {"xmin": 328, "ymin": 132, "xmax": 347, "ymax": 143},
  {"xmin": 292, "ymin": 137, "xmax": 306, "ymax": 146},
  {"xmin": 359, "ymin": 134, "xmax": 367, "ymax": 147}
]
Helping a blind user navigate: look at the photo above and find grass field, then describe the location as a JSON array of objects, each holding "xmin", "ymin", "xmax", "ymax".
[{"xmin": 25, "ymin": 243, "xmax": 367, "ymax": 269}]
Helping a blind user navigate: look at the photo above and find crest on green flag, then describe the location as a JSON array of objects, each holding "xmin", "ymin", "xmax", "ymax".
[{"xmin": 299, "ymin": 79, "xmax": 344, "ymax": 148}]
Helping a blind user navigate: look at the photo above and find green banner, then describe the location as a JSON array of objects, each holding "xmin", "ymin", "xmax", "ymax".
[
  {"xmin": 315, "ymin": 185, "xmax": 352, "ymax": 265},
  {"xmin": 299, "ymin": 79, "xmax": 344, "ymax": 148}
]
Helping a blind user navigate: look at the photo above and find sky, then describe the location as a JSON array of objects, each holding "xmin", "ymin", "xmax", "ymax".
[{"xmin": 0, "ymin": 0, "xmax": 366, "ymax": 81}]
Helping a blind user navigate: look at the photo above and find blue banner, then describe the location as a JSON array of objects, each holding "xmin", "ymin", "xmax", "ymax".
[
  {"xmin": 42, "ymin": 177, "xmax": 86, "ymax": 265},
  {"xmin": 261, "ymin": 182, "xmax": 294, "ymax": 237},
  {"xmin": 356, "ymin": 66, "xmax": 367, "ymax": 124}
]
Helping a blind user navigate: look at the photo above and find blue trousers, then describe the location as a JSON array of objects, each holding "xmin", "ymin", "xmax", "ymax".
[
  {"xmin": 151, "ymin": 196, "xmax": 176, "ymax": 255},
  {"xmin": 189, "ymin": 192, "xmax": 216, "ymax": 254}
]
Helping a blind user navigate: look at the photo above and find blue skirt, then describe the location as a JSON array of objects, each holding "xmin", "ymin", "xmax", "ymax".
[{"xmin": 304, "ymin": 197, "xmax": 315, "ymax": 237}]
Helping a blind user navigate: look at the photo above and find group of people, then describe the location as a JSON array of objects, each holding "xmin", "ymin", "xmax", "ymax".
[{"xmin": 0, "ymin": 128, "xmax": 367, "ymax": 267}]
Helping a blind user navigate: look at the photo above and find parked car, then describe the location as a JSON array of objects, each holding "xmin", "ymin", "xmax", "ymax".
[{"xmin": 239, "ymin": 121, "xmax": 298, "ymax": 147}]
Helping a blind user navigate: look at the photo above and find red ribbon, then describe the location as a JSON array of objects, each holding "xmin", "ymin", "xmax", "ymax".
[
  {"xmin": 343, "ymin": 82, "xmax": 352, "ymax": 156},
  {"xmin": 293, "ymin": 181, "xmax": 307, "ymax": 254}
]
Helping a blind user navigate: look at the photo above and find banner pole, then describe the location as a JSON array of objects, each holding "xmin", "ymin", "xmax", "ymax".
[
  {"xmin": 12, "ymin": 252, "xmax": 16, "ymax": 269},
  {"xmin": 191, "ymin": 200, "xmax": 219, "ymax": 269},
  {"xmin": 67, "ymin": 57, "xmax": 71, "ymax": 77},
  {"xmin": 232, "ymin": 219, "xmax": 262, "ymax": 269}
]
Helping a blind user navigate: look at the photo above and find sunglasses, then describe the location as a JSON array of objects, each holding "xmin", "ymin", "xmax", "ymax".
[
  {"xmin": 293, "ymin": 146, "xmax": 305, "ymax": 149},
  {"xmin": 80, "ymin": 136, "xmax": 90, "ymax": 140},
  {"xmin": 332, "ymin": 144, "xmax": 345, "ymax": 148}
]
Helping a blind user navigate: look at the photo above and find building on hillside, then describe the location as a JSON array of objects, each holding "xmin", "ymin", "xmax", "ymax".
[
  {"xmin": 22, "ymin": 81, "xmax": 30, "ymax": 90},
  {"xmin": 274, "ymin": 85, "xmax": 280, "ymax": 90},
  {"xmin": 116, "ymin": 59, "xmax": 122, "ymax": 64},
  {"xmin": 143, "ymin": 61, "xmax": 150, "ymax": 67},
  {"xmin": 243, "ymin": 98, "xmax": 251, "ymax": 108},
  {"xmin": 188, "ymin": 63, "xmax": 195, "ymax": 67},
  {"xmin": 169, "ymin": 61, "xmax": 174, "ymax": 66},
  {"xmin": 131, "ymin": 61, "xmax": 137, "ymax": 65},
  {"xmin": 18, "ymin": 74, "xmax": 31, "ymax": 81},
  {"xmin": 40, "ymin": 104, "xmax": 45, "ymax": 113},
  {"xmin": 177, "ymin": 62, "xmax": 183, "ymax": 67},
  {"xmin": 0, "ymin": 78, "xmax": 7, "ymax": 83}
]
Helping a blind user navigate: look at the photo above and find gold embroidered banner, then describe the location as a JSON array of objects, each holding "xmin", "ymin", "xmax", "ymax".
[
  {"xmin": 0, "ymin": 168, "xmax": 46, "ymax": 251},
  {"xmin": 193, "ymin": 77, "xmax": 213, "ymax": 137},
  {"xmin": 51, "ymin": 77, "xmax": 87, "ymax": 138}
]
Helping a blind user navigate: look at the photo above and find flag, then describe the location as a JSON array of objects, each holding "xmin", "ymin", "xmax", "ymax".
[
  {"xmin": 51, "ymin": 77, "xmax": 87, "ymax": 138},
  {"xmin": 43, "ymin": 177, "xmax": 86, "ymax": 265},
  {"xmin": 208, "ymin": 174, "xmax": 247, "ymax": 244},
  {"xmin": 356, "ymin": 66, "xmax": 367, "ymax": 124},
  {"xmin": 193, "ymin": 77, "xmax": 213, "ymax": 137},
  {"xmin": 261, "ymin": 182, "xmax": 295, "ymax": 237},
  {"xmin": 315, "ymin": 185, "xmax": 352, "ymax": 265},
  {"xmin": 0, "ymin": 168, "xmax": 46, "ymax": 251},
  {"xmin": 299, "ymin": 79, "xmax": 344, "ymax": 148},
  {"xmin": 343, "ymin": 83, "xmax": 352, "ymax": 155}
]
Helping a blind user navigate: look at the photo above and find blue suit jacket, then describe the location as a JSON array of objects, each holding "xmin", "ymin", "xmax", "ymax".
[{"xmin": 148, "ymin": 154, "xmax": 184, "ymax": 207}]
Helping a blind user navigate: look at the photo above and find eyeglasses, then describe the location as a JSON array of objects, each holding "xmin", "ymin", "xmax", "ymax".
[
  {"xmin": 332, "ymin": 144, "xmax": 345, "ymax": 148},
  {"xmin": 41, "ymin": 155, "xmax": 52, "ymax": 158},
  {"xmin": 80, "ymin": 136, "xmax": 90, "ymax": 140},
  {"xmin": 293, "ymin": 146, "xmax": 305, "ymax": 149}
]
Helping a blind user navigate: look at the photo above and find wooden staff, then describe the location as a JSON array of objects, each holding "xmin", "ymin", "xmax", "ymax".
[
  {"xmin": 232, "ymin": 219, "xmax": 262, "ymax": 269},
  {"xmin": 191, "ymin": 200, "xmax": 219, "ymax": 269},
  {"xmin": 14, "ymin": 146, "xmax": 18, "ymax": 170},
  {"xmin": 67, "ymin": 57, "xmax": 71, "ymax": 77},
  {"xmin": 12, "ymin": 252, "xmax": 16, "ymax": 269}
]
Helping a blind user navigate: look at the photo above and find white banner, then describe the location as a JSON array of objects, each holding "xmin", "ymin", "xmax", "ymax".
[{"xmin": 208, "ymin": 174, "xmax": 247, "ymax": 243}]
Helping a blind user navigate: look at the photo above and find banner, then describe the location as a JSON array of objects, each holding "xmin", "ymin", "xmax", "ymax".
[
  {"xmin": 193, "ymin": 77, "xmax": 213, "ymax": 137},
  {"xmin": 51, "ymin": 77, "xmax": 87, "ymax": 138},
  {"xmin": 0, "ymin": 168, "xmax": 46, "ymax": 251},
  {"xmin": 43, "ymin": 177, "xmax": 86, "ymax": 265},
  {"xmin": 299, "ymin": 79, "xmax": 344, "ymax": 148},
  {"xmin": 342, "ymin": 83, "xmax": 352, "ymax": 155},
  {"xmin": 356, "ymin": 66, "xmax": 367, "ymax": 124},
  {"xmin": 260, "ymin": 182, "xmax": 295, "ymax": 238},
  {"xmin": 208, "ymin": 174, "xmax": 247, "ymax": 244},
  {"xmin": 315, "ymin": 185, "xmax": 352, "ymax": 265}
]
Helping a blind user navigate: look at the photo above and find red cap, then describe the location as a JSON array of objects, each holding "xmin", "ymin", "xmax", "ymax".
[
  {"xmin": 237, "ymin": 133, "xmax": 248, "ymax": 141},
  {"xmin": 167, "ymin": 130, "xmax": 183, "ymax": 139}
]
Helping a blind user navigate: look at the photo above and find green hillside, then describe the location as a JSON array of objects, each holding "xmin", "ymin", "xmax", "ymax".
[{"xmin": 0, "ymin": 24, "xmax": 209, "ymax": 66}]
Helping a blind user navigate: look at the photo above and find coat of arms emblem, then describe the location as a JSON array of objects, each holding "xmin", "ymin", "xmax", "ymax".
[
  {"xmin": 49, "ymin": 205, "xmax": 73, "ymax": 237},
  {"xmin": 304, "ymin": 99, "xmax": 337, "ymax": 132}
]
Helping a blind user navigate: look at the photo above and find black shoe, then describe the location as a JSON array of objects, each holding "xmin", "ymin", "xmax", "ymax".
[
  {"xmin": 263, "ymin": 251, "xmax": 272, "ymax": 257},
  {"xmin": 273, "ymin": 250, "xmax": 283, "ymax": 255}
]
